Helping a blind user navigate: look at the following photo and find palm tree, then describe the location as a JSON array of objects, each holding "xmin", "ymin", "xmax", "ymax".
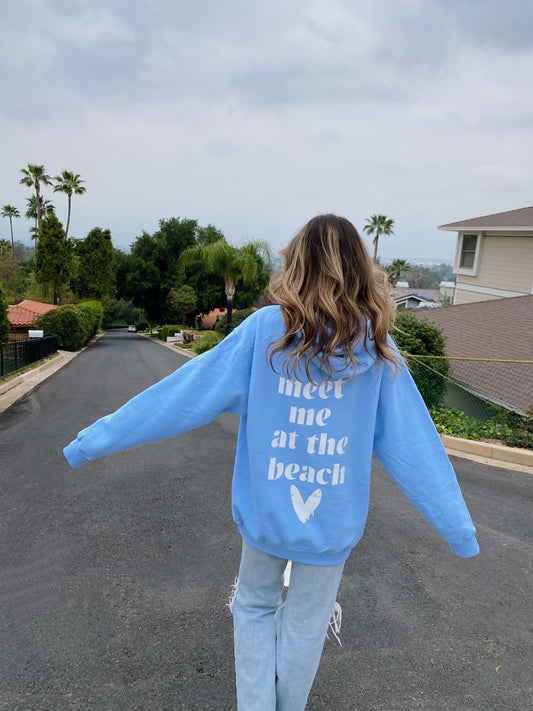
[
  {"xmin": 363, "ymin": 214, "xmax": 395, "ymax": 264},
  {"xmin": 53, "ymin": 170, "xmax": 86, "ymax": 239},
  {"xmin": 385, "ymin": 258, "xmax": 412, "ymax": 286},
  {"xmin": 179, "ymin": 238, "xmax": 272, "ymax": 334},
  {"xmin": 1, "ymin": 205, "xmax": 21, "ymax": 257},
  {"xmin": 25, "ymin": 196, "xmax": 55, "ymax": 236},
  {"xmin": 19, "ymin": 164, "xmax": 53, "ymax": 231}
]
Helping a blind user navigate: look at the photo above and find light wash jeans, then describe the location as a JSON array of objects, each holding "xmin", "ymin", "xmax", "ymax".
[{"xmin": 232, "ymin": 540, "xmax": 345, "ymax": 711}]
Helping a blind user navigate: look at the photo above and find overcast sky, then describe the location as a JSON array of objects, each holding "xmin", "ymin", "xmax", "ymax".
[{"xmin": 1, "ymin": 0, "xmax": 532, "ymax": 262}]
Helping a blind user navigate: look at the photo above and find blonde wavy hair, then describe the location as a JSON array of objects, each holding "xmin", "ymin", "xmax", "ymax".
[{"xmin": 268, "ymin": 214, "xmax": 399, "ymax": 382}]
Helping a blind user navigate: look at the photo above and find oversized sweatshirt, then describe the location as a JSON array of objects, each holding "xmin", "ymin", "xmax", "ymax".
[{"xmin": 64, "ymin": 306, "xmax": 479, "ymax": 565}]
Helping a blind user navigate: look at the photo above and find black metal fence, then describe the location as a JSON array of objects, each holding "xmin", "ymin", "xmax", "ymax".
[{"xmin": 0, "ymin": 336, "xmax": 58, "ymax": 378}]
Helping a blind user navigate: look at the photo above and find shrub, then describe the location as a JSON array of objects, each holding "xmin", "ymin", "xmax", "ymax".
[
  {"xmin": 158, "ymin": 324, "xmax": 183, "ymax": 341},
  {"xmin": 391, "ymin": 311, "xmax": 449, "ymax": 409},
  {"xmin": 430, "ymin": 405, "xmax": 533, "ymax": 450},
  {"xmin": 214, "ymin": 308, "xmax": 255, "ymax": 334},
  {"xmin": 81, "ymin": 300, "xmax": 103, "ymax": 335},
  {"xmin": 36, "ymin": 301, "xmax": 103, "ymax": 351},
  {"xmin": 190, "ymin": 331, "xmax": 224, "ymax": 354}
]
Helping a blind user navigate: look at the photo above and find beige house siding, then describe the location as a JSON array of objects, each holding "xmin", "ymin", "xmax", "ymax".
[
  {"xmin": 454, "ymin": 233, "xmax": 533, "ymax": 304},
  {"xmin": 453, "ymin": 288, "xmax": 500, "ymax": 305}
]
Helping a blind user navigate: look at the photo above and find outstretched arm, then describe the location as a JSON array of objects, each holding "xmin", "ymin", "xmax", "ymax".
[
  {"xmin": 64, "ymin": 325, "xmax": 252, "ymax": 468},
  {"xmin": 373, "ymin": 361, "xmax": 479, "ymax": 558}
]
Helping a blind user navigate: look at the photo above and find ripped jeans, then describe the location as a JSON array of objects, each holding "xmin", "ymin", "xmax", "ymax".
[{"xmin": 231, "ymin": 540, "xmax": 345, "ymax": 711}]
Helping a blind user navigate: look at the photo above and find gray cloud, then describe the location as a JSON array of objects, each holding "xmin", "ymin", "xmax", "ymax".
[
  {"xmin": 3, "ymin": 0, "xmax": 531, "ymax": 118},
  {"xmin": 2, "ymin": 0, "xmax": 533, "ymax": 260}
]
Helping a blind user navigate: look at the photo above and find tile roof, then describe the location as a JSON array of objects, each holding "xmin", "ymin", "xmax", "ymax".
[
  {"xmin": 410, "ymin": 295, "xmax": 533, "ymax": 410},
  {"xmin": 438, "ymin": 206, "xmax": 533, "ymax": 231},
  {"xmin": 7, "ymin": 300, "xmax": 57, "ymax": 327},
  {"xmin": 17, "ymin": 299, "xmax": 58, "ymax": 315}
]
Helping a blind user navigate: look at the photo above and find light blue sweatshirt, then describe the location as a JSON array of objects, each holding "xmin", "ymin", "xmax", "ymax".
[{"xmin": 64, "ymin": 306, "xmax": 479, "ymax": 565}]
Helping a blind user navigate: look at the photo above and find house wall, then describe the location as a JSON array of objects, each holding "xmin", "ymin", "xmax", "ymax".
[{"xmin": 454, "ymin": 233, "xmax": 533, "ymax": 305}]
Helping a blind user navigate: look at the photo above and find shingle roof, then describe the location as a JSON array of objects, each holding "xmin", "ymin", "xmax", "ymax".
[
  {"xmin": 410, "ymin": 295, "xmax": 533, "ymax": 411},
  {"xmin": 7, "ymin": 300, "xmax": 57, "ymax": 327},
  {"xmin": 438, "ymin": 206, "xmax": 533, "ymax": 232}
]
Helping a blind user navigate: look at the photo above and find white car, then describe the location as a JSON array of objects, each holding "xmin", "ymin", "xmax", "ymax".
[{"xmin": 127, "ymin": 325, "xmax": 136, "ymax": 332}]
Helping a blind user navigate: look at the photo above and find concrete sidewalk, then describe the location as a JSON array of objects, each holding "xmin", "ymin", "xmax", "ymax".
[{"xmin": 1, "ymin": 332, "xmax": 532, "ymax": 475}]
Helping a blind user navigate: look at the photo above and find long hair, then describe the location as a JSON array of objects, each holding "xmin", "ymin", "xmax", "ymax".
[{"xmin": 268, "ymin": 214, "xmax": 398, "ymax": 382}]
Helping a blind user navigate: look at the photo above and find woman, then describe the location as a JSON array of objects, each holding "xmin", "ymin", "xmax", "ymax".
[{"xmin": 64, "ymin": 214, "xmax": 479, "ymax": 710}]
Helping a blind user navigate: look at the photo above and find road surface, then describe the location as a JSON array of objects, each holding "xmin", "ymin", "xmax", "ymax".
[{"xmin": 0, "ymin": 330, "xmax": 531, "ymax": 710}]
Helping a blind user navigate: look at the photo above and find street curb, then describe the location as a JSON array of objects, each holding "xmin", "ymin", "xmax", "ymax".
[
  {"xmin": 0, "ymin": 353, "xmax": 62, "ymax": 397},
  {"xmin": 441, "ymin": 434, "xmax": 533, "ymax": 471},
  {"xmin": 138, "ymin": 333, "xmax": 195, "ymax": 359},
  {"xmin": 0, "ymin": 334, "xmax": 103, "ymax": 415}
]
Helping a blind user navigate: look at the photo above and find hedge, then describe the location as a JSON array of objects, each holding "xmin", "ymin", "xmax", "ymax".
[
  {"xmin": 0, "ymin": 282, "xmax": 9, "ymax": 346},
  {"xmin": 36, "ymin": 301, "xmax": 103, "ymax": 351},
  {"xmin": 158, "ymin": 325, "xmax": 183, "ymax": 341}
]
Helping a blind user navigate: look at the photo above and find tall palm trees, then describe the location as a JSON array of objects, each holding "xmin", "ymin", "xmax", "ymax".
[
  {"xmin": 179, "ymin": 237, "xmax": 271, "ymax": 333},
  {"xmin": 363, "ymin": 214, "xmax": 395, "ymax": 263},
  {"xmin": 19, "ymin": 164, "xmax": 86, "ymax": 240},
  {"xmin": 53, "ymin": 170, "xmax": 86, "ymax": 239},
  {"xmin": 1, "ymin": 205, "xmax": 20, "ymax": 256},
  {"xmin": 19, "ymin": 164, "xmax": 53, "ymax": 231}
]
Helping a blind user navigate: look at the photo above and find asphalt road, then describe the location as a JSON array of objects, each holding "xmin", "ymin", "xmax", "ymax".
[{"xmin": 0, "ymin": 330, "xmax": 531, "ymax": 711}]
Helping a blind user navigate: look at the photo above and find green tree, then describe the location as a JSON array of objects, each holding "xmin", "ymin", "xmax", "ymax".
[
  {"xmin": 1, "ymin": 205, "xmax": 21, "ymax": 257},
  {"xmin": 101, "ymin": 297, "xmax": 140, "ymax": 329},
  {"xmin": 35, "ymin": 213, "xmax": 71, "ymax": 304},
  {"xmin": 117, "ymin": 218, "xmax": 220, "ymax": 324},
  {"xmin": 429, "ymin": 263, "xmax": 455, "ymax": 284},
  {"xmin": 0, "ymin": 281, "xmax": 10, "ymax": 345},
  {"xmin": 392, "ymin": 311, "xmax": 449, "ymax": 408},
  {"xmin": 385, "ymin": 258, "xmax": 412, "ymax": 286},
  {"xmin": 169, "ymin": 284, "xmax": 198, "ymax": 325},
  {"xmin": 12, "ymin": 240, "xmax": 34, "ymax": 264},
  {"xmin": 19, "ymin": 164, "xmax": 53, "ymax": 231},
  {"xmin": 0, "ymin": 240, "xmax": 25, "ymax": 301},
  {"xmin": 74, "ymin": 227, "xmax": 116, "ymax": 298},
  {"xmin": 408, "ymin": 265, "xmax": 438, "ymax": 290},
  {"xmin": 179, "ymin": 237, "xmax": 272, "ymax": 333},
  {"xmin": 53, "ymin": 170, "xmax": 86, "ymax": 239},
  {"xmin": 363, "ymin": 214, "xmax": 395, "ymax": 263}
]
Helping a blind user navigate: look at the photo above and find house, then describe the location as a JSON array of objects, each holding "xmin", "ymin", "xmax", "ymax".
[
  {"xmin": 390, "ymin": 285, "xmax": 442, "ymax": 309},
  {"xmin": 411, "ymin": 295, "xmax": 533, "ymax": 413},
  {"xmin": 438, "ymin": 206, "xmax": 533, "ymax": 305},
  {"xmin": 7, "ymin": 300, "xmax": 57, "ymax": 341}
]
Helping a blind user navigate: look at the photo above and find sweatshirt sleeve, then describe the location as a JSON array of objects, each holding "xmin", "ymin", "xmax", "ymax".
[
  {"xmin": 63, "ymin": 321, "xmax": 254, "ymax": 469},
  {"xmin": 373, "ymin": 353, "xmax": 479, "ymax": 558}
]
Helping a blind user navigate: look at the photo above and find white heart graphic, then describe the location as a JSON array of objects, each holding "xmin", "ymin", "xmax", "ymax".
[{"xmin": 290, "ymin": 485, "xmax": 322, "ymax": 523}]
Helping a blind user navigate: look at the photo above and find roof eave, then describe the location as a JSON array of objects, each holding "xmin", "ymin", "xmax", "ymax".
[{"xmin": 438, "ymin": 225, "xmax": 533, "ymax": 232}]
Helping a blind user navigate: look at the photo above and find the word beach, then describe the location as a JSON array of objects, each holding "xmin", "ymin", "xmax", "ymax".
[{"xmin": 268, "ymin": 376, "xmax": 349, "ymax": 496}]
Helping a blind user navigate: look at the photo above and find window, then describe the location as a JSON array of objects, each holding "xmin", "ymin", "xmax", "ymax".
[
  {"xmin": 455, "ymin": 233, "xmax": 481, "ymax": 275},
  {"xmin": 459, "ymin": 234, "xmax": 478, "ymax": 269}
]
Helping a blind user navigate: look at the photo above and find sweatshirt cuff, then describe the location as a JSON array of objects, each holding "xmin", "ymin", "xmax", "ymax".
[
  {"xmin": 448, "ymin": 534, "xmax": 480, "ymax": 558},
  {"xmin": 63, "ymin": 440, "xmax": 89, "ymax": 468}
]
